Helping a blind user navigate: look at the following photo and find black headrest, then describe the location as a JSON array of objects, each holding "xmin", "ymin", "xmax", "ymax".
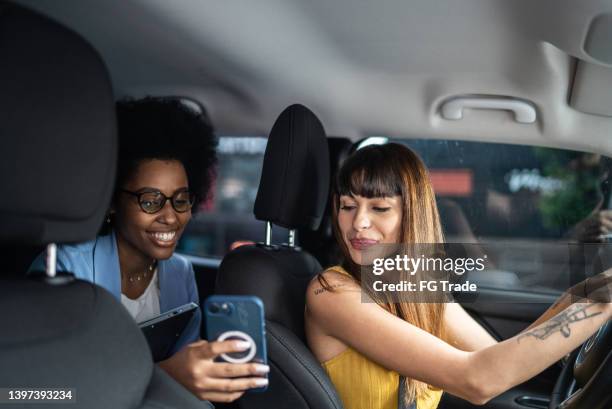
[
  {"xmin": 254, "ymin": 104, "xmax": 329, "ymax": 230},
  {"xmin": 0, "ymin": 2, "xmax": 116, "ymax": 244},
  {"xmin": 298, "ymin": 137, "xmax": 354, "ymax": 267}
]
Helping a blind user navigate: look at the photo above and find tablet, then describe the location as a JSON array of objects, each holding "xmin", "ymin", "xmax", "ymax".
[{"xmin": 138, "ymin": 302, "xmax": 199, "ymax": 362}]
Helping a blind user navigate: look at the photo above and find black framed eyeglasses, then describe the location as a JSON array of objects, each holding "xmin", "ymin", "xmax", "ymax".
[{"xmin": 120, "ymin": 188, "xmax": 195, "ymax": 214}]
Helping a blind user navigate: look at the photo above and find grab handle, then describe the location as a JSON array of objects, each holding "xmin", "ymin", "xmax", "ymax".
[{"xmin": 441, "ymin": 97, "xmax": 536, "ymax": 124}]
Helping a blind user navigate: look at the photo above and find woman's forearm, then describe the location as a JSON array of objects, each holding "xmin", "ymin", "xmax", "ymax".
[
  {"xmin": 523, "ymin": 273, "xmax": 605, "ymax": 332},
  {"xmin": 523, "ymin": 291, "xmax": 573, "ymax": 331},
  {"xmin": 467, "ymin": 302, "xmax": 610, "ymax": 404}
]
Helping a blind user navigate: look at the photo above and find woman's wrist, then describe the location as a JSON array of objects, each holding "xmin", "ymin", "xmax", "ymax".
[{"xmin": 566, "ymin": 281, "xmax": 588, "ymax": 302}]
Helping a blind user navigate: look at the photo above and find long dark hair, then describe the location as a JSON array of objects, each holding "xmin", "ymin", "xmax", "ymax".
[{"xmin": 321, "ymin": 143, "xmax": 446, "ymax": 404}]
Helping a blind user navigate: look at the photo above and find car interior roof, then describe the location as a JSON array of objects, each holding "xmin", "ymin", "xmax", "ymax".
[{"xmin": 14, "ymin": 0, "xmax": 612, "ymax": 155}]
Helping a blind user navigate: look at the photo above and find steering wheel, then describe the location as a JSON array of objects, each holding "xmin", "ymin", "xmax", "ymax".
[{"xmin": 548, "ymin": 321, "xmax": 611, "ymax": 409}]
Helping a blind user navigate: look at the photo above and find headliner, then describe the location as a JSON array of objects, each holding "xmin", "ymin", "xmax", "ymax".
[{"xmin": 14, "ymin": 0, "xmax": 612, "ymax": 155}]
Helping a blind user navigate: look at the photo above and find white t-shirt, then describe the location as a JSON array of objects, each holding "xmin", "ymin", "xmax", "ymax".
[{"xmin": 121, "ymin": 270, "xmax": 161, "ymax": 323}]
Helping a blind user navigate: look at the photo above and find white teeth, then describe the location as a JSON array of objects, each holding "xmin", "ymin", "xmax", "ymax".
[{"xmin": 152, "ymin": 231, "xmax": 176, "ymax": 242}]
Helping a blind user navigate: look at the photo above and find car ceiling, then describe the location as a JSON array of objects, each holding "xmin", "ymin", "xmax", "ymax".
[{"xmin": 13, "ymin": 0, "xmax": 612, "ymax": 155}]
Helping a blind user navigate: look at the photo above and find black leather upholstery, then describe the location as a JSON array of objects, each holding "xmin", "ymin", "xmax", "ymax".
[
  {"xmin": 254, "ymin": 104, "xmax": 330, "ymax": 230},
  {"xmin": 217, "ymin": 245, "xmax": 320, "ymax": 341},
  {"xmin": 0, "ymin": 3, "xmax": 209, "ymax": 408},
  {"xmin": 236, "ymin": 323, "xmax": 342, "ymax": 409},
  {"xmin": 0, "ymin": 278, "xmax": 154, "ymax": 409},
  {"xmin": 141, "ymin": 367, "xmax": 213, "ymax": 409},
  {"xmin": 217, "ymin": 105, "xmax": 342, "ymax": 409},
  {"xmin": 299, "ymin": 137, "xmax": 354, "ymax": 267}
]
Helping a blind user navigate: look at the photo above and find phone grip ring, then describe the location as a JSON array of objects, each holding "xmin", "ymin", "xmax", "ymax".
[{"xmin": 217, "ymin": 330, "xmax": 256, "ymax": 363}]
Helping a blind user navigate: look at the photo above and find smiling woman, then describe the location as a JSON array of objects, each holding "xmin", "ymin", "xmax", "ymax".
[
  {"xmin": 28, "ymin": 98, "xmax": 270, "ymax": 403},
  {"xmin": 113, "ymin": 159, "xmax": 193, "ymax": 303},
  {"xmin": 306, "ymin": 143, "xmax": 611, "ymax": 409},
  {"xmin": 31, "ymin": 97, "xmax": 217, "ymax": 335}
]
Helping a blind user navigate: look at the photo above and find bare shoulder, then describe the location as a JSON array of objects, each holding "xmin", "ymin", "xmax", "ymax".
[
  {"xmin": 306, "ymin": 269, "xmax": 360, "ymax": 313},
  {"xmin": 307, "ymin": 269, "xmax": 358, "ymax": 297}
]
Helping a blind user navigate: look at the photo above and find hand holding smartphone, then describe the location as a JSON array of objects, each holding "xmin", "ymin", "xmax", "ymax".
[{"xmin": 204, "ymin": 295, "xmax": 268, "ymax": 392}]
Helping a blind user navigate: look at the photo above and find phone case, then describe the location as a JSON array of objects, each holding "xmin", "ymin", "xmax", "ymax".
[{"xmin": 204, "ymin": 295, "xmax": 268, "ymax": 392}]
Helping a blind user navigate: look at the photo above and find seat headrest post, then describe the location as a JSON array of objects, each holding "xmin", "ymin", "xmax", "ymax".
[
  {"xmin": 45, "ymin": 243, "xmax": 57, "ymax": 278},
  {"xmin": 265, "ymin": 222, "xmax": 273, "ymax": 246},
  {"xmin": 288, "ymin": 229, "xmax": 296, "ymax": 248}
]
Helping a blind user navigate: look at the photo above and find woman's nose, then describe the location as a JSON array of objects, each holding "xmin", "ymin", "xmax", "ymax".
[
  {"xmin": 157, "ymin": 200, "xmax": 178, "ymax": 224},
  {"xmin": 353, "ymin": 208, "xmax": 371, "ymax": 231}
]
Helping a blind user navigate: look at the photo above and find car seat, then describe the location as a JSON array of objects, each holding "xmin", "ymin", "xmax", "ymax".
[
  {"xmin": 0, "ymin": 3, "xmax": 211, "ymax": 408},
  {"xmin": 298, "ymin": 136, "xmax": 354, "ymax": 268},
  {"xmin": 216, "ymin": 104, "xmax": 343, "ymax": 409}
]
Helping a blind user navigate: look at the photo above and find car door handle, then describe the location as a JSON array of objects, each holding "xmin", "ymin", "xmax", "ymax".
[{"xmin": 515, "ymin": 395, "xmax": 550, "ymax": 409}]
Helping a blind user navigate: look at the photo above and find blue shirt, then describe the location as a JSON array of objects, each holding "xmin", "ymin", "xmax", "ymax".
[{"xmin": 29, "ymin": 231, "xmax": 201, "ymax": 355}]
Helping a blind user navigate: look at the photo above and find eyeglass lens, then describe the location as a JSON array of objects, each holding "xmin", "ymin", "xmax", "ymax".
[{"xmin": 139, "ymin": 190, "xmax": 194, "ymax": 213}]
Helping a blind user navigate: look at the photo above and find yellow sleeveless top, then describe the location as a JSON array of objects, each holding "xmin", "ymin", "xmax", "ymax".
[{"xmin": 320, "ymin": 267, "xmax": 443, "ymax": 409}]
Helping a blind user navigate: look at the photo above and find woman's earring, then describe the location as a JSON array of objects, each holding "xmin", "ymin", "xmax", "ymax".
[{"xmin": 106, "ymin": 209, "xmax": 115, "ymax": 224}]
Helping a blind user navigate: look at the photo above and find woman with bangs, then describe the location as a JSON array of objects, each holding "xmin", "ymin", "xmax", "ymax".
[{"xmin": 305, "ymin": 143, "xmax": 611, "ymax": 409}]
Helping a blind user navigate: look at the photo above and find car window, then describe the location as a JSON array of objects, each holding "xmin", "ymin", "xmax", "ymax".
[
  {"xmin": 177, "ymin": 136, "xmax": 289, "ymax": 258},
  {"xmin": 363, "ymin": 137, "xmax": 612, "ymax": 294}
]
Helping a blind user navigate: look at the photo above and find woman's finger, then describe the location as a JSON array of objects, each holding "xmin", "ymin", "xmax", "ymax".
[
  {"xmin": 208, "ymin": 361, "xmax": 270, "ymax": 378},
  {"xmin": 198, "ymin": 340, "xmax": 252, "ymax": 358},
  {"xmin": 199, "ymin": 376, "xmax": 268, "ymax": 393}
]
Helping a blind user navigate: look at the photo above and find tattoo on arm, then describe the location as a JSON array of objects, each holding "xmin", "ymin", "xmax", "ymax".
[
  {"xmin": 314, "ymin": 284, "xmax": 345, "ymax": 295},
  {"xmin": 518, "ymin": 304, "xmax": 602, "ymax": 343}
]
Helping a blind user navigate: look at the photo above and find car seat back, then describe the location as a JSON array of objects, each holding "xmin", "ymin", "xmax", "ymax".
[
  {"xmin": 0, "ymin": 4, "xmax": 211, "ymax": 408},
  {"xmin": 216, "ymin": 105, "xmax": 343, "ymax": 409}
]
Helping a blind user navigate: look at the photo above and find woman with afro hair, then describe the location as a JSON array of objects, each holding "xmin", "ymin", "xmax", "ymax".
[{"xmin": 30, "ymin": 97, "xmax": 269, "ymax": 402}]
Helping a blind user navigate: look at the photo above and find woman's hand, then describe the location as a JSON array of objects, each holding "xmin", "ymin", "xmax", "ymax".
[
  {"xmin": 568, "ymin": 268, "xmax": 612, "ymax": 304},
  {"xmin": 526, "ymin": 269, "xmax": 612, "ymax": 332},
  {"xmin": 158, "ymin": 339, "xmax": 270, "ymax": 402},
  {"xmin": 584, "ymin": 269, "xmax": 612, "ymax": 304}
]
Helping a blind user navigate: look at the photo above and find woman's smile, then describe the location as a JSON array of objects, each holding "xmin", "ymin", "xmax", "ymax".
[
  {"xmin": 338, "ymin": 194, "xmax": 402, "ymax": 264},
  {"xmin": 147, "ymin": 230, "xmax": 178, "ymax": 246},
  {"xmin": 348, "ymin": 237, "xmax": 379, "ymax": 250},
  {"xmin": 115, "ymin": 159, "xmax": 191, "ymax": 262}
]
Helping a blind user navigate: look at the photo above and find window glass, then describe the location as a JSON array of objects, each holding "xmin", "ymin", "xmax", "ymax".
[
  {"xmin": 366, "ymin": 138, "xmax": 612, "ymax": 293},
  {"xmin": 177, "ymin": 136, "xmax": 289, "ymax": 258}
]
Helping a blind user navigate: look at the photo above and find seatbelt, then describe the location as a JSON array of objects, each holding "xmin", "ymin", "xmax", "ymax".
[{"xmin": 398, "ymin": 376, "xmax": 417, "ymax": 409}]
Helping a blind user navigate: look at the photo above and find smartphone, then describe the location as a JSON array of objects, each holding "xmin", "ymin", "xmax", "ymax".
[{"xmin": 204, "ymin": 295, "xmax": 268, "ymax": 392}]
